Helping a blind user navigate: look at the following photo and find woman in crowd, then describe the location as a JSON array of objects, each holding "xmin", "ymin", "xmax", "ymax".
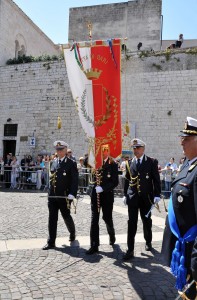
[{"xmin": 10, "ymin": 156, "xmax": 20, "ymax": 189}]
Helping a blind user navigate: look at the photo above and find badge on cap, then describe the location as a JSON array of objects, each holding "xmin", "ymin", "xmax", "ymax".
[
  {"xmin": 133, "ymin": 139, "xmax": 138, "ymax": 145},
  {"xmin": 131, "ymin": 138, "xmax": 146, "ymax": 148},
  {"xmin": 53, "ymin": 140, "xmax": 68, "ymax": 149}
]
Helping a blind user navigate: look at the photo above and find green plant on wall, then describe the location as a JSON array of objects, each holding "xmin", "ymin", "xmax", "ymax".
[
  {"xmin": 152, "ymin": 63, "xmax": 162, "ymax": 71},
  {"xmin": 138, "ymin": 50, "xmax": 150, "ymax": 59},
  {"xmin": 164, "ymin": 50, "xmax": 171, "ymax": 61},
  {"xmin": 185, "ymin": 48, "xmax": 197, "ymax": 55},
  {"xmin": 6, "ymin": 54, "xmax": 64, "ymax": 65}
]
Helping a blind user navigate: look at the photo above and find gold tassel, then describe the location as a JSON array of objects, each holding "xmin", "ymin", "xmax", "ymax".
[
  {"xmin": 125, "ymin": 121, "xmax": 130, "ymax": 134},
  {"xmin": 57, "ymin": 116, "xmax": 62, "ymax": 129}
]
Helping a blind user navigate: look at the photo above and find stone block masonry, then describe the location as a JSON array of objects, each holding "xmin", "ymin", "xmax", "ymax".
[
  {"xmin": 0, "ymin": 61, "xmax": 88, "ymax": 160},
  {"xmin": 0, "ymin": 50, "xmax": 197, "ymax": 167},
  {"xmin": 69, "ymin": 0, "xmax": 161, "ymax": 52}
]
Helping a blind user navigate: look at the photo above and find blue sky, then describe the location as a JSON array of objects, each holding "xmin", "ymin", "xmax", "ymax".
[{"xmin": 13, "ymin": 0, "xmax": 197, "ymax": 44}]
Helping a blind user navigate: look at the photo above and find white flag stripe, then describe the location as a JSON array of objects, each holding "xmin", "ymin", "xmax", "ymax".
[
  {"xmin": 64, "ymin": 48, "xmax": 95, "ymax": 138},
  {"xmin": 64, "ymin": 47, "xmax": 95, "ymax": 168}
]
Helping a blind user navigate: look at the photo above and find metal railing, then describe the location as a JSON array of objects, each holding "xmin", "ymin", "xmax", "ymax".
[
  {"xmin": 0, "ymin": 168, "xmax": 49, "ymax": 190},
  {"xmin": 0, "ymin": 168, "xmax": 169, "ymax": 197}
]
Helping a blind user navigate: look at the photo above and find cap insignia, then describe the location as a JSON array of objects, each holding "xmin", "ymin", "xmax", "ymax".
[{"xmin": 133, "ymin": 139, "xmax": 138, "ymax": 145}]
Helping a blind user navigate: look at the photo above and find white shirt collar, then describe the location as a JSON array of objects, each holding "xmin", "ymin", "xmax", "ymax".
[
  {"xmin": 59, "ymin": 156, "xmax": 66, "ymax": 162},
  {"xmin": 104, "ymin": 157, "xmax": 109, "ymax": 163},
  {"xmin": 188, "ymin": 157, "xmax": 197, "ymax": 166},
  {"xmin": 135, "ymin": 154, "xmax": 144, "ymax": 163}
]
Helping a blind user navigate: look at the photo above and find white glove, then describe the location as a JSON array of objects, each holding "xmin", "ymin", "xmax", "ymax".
[
  {"xmin": 123, "ymin": 196, "xmax": 127, "ymax": 206},
  {"xmin": 154, "ymin": 197, "xmax": 161, "ymax": 204},
  {"xmin": 95, "ymin": 186, "xmax": 103, "ymax": 193},
  {"xmin": 67, "ymin": 194, "xmax": 75, "ymax": 200}
]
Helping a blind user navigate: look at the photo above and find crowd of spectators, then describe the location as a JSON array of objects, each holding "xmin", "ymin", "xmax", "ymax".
[
  {"xmin": 159, "ymin": 157, "xmax": 185, "ymax": 197},
  {"xmin": 0, "ymin": 151, "xmax": 91, "ymax": 192},
  {"xmin": 0, "ymin": 153, "xmax": 52, "ymax": 190},
  {"xmin": 0, "ymin": 152, "xmax": 185, "ymax": 197}
]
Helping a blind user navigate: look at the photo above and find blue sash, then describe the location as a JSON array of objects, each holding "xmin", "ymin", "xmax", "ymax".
[{"xmin": 168, "ymin": 194, "xmax": 197, "ymax": 290}]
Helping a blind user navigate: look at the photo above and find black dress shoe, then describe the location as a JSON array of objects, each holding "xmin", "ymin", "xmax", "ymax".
[
  {"xmin": 86, "ymin": 246, "xmax": 99, "ymax": 255},
  {"xmin": 145, "ymin": 243, "xmax": 152, "ymax": 251},
  {"xmin": 109, "ymin": 236, "xmax": 116, "ymax": 245},
  {"xmin": 69, "ymin": 234, "xmax": 76, "ymax": 242},
  {"xmin": 123, "ymin": 250, "xmax": 134, "ymax": 261},
  {"xmin": 42, "ymin": 244, "xmax": 55, "ymax": 250}
]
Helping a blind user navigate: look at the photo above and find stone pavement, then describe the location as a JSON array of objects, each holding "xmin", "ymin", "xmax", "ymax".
[{"xmin": 0, "ymin": 190, "xmax": 178, "ymax": 300}]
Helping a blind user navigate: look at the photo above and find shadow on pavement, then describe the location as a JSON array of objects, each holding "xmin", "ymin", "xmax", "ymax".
[{"xmin": 113, "ymin": 247, "xmax": 177, "ymax": 300}]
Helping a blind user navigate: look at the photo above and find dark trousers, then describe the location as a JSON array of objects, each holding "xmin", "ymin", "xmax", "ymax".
[
  {"xmin": 127, "ymin": 199, "xmax": 152, "ymax": 251},
  {"xmin": 47, "ymin": 197, "xmax": 75, "ymax": 245},
  {"xmin": 4, "ymin": 170, "xmax": 11, "ymax": 188},
  {"xmin": 90, "ymin": 191, "xmax": 115, "ymax": 247}
]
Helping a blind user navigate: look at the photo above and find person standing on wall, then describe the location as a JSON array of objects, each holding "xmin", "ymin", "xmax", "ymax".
[
  {"xmin": 123, "ymin": 138, "xmax": 161, "ymax": 260},
  {"xmin": 42, "ymin": 140, "xmax": 78, "ymax": 250}
]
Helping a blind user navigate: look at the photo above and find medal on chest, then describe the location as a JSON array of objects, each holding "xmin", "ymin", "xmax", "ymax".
[
  {"xmin": 63, "ymin": 171, "xmax": 66, "ymax": 176},
  {"xmin": 107, "ymin": 172, "xmax": 111, "ymax": 178},
  {"xmin": 177, "ymin": 191, "xmax": 183, "ymax": 203},
  {"xmin": 146, "ymin": 173, "xmax": 149, "ymax": 179}
]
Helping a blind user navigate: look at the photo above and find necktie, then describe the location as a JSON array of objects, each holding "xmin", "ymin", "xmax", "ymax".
[
  {"xmin": 58, "ymin": 159, "xmax": 61, "ymax": 168},
  {"xmin": 136, "ymin": 158, "xmax": 141, "ymax": 170}
]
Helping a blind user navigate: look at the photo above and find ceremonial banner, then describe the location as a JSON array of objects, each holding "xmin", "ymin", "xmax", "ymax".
[{"xmin": 64, "ymin": 39, "xmax": 121, "ymax": 169}]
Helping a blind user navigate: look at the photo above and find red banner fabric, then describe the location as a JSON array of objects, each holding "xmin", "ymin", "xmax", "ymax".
[{"xmin": 91, "ymin": 40, "xmax": 121, "ymax": 169}]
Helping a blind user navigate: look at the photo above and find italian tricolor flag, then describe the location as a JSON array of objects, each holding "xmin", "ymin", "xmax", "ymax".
[{"xmin": 64, "ymin": 39, "xmax": 121, "ymax": 169}]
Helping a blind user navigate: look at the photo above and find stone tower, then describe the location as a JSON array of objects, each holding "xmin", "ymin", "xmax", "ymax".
[{"xmin": 68, "ymin": 0, "xmax": 162, "ymax": 51}]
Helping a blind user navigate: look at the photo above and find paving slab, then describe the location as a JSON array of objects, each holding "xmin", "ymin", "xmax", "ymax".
[{"xmin": 0, "ymin": 190, "xmax": 177, "ymax": 300}]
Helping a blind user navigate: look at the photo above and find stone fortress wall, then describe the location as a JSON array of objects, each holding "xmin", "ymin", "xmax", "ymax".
[
  {"xmin": 121, "ymin": 50, "xmax": 197, "ymax": 164},
  {"xmin": 0, "ymin": 0, "xmax": 59, "ymax": 66},
  {"xmin": 0, "ymin": 50, "xmax": 197, "ymax": 166},
  {"xmin": 0, "ymin": 60, "xmax": 87, "ymax": 160},
  {"xmin": 0, "ymin": 0, "xmax": 197, "ymax": 166}
]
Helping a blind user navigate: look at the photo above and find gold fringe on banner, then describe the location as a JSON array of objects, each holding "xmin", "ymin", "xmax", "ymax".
[{"xmin": 57, "ymin": 116, "xmax": 62, "ymax": 129}]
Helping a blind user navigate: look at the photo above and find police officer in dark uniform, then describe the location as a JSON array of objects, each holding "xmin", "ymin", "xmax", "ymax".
[
  {"xmin": 162, "ymin": 117, "xmax": 197, "ymax": 300},
  {"xmin": 123, "ymin": 138, "xmax": 161, "ymax": 260},
  {"xmin": 86, "ymin": 145, "xmax": 119, "ymax": 254},
  {"xmin": 42, "ymin": 141, "xmax": 78, "ymax": 250}
]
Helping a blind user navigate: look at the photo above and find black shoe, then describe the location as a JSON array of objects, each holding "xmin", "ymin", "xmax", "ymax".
[
  {"xmin": 86, "ymin": 246, "xmax": 99, "ymax": 255},
  {"xmin": 123, "ymin": 250, "xmax": 134, "ymax": 261},
  {"xmin": 145, "ymin": 243, "xmax": 152, "ymax": 251},
  {"xmin": 109, "ymin": 236, "xmax": 116, "ymax": 245},
  {"xmin": 69, "ymin": 234, "xmax": 76, "ymax": 242},
  {"xmin": 42, "ymin": 244, "xmax": 55, "ymax": 250}
]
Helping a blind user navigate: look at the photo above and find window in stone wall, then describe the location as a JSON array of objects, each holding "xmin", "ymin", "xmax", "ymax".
[{"xmin": 4, "ymin": 124, "xmax": 18, "ymax": 137}]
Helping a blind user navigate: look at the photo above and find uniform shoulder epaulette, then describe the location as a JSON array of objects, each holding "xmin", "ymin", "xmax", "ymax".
[
  {"xmin": 150, "ymin": 156, "xmax": 158, "ymax": 164},
  {"xmin": 188, "ymin": 161, "xmax": 197, "ymax": 172}
]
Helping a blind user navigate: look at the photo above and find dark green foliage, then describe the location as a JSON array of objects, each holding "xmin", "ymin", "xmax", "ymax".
[{"xmin": 6, "ymin": 54, "xmax": 64, "ymax": 65}]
